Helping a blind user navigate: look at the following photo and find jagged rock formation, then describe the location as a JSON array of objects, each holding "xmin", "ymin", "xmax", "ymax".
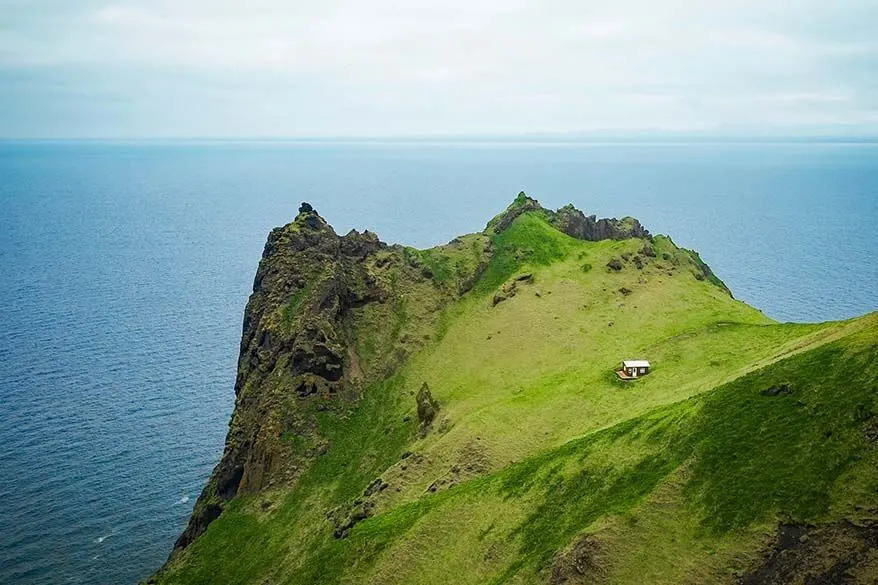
[
  {"xmin": 170, "ymin": 203, "xmax": 457, "ymax": 554},
  {"xmin": 151, "ymin": 192, "xmax": 878, "ymax": 585},
  {"xmin": 488, "ymin": 192, "xmax": 651, "ymax": 242},
  {"xmin": 550, "ymin": 203, "xmax": 651, "ymax": 242},
  {"xmin": 162, "ymin": 192, "xmax": 724, "ymax": 565},
  {"xmin": 416, "ymin": 382, "xmax": 440, "ymax": 429},
  {"xmin": 488, "ymin": 193, "xmax": 546, "ymax": 233}
]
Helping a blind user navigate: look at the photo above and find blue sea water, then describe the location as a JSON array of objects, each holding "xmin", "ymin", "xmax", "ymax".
[{"xmin": 0, "ymin": 141, "xmax": 876, "ymax": 584}]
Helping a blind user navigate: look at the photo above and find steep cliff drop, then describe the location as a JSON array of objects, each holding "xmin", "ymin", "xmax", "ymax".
[
  {"xmin": 164, "ymin": 194, "xmax": 659, "ymax": 560},
  {"xmin": 146, "ymin": 193, "xmax": 878, "ymax": 585},
  {"xmin": 170, "ymin": 202, "xmax": 445, "ymax": 553}
]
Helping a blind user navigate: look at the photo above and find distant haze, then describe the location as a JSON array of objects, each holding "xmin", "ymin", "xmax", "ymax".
[{"xmin": 1, "ymin": 0, "xmax": 877, "ymax": 139}]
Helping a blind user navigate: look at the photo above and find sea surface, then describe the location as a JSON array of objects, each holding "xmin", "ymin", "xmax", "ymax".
[{"xmin": 0, "ymin": 141, "xmax": 876, "ymax": 584}]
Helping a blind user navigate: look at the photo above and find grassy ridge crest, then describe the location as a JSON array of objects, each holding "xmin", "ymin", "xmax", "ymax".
[{"xmin": 153, "ymin": 203, "xmax": 877, "ymax": 585}]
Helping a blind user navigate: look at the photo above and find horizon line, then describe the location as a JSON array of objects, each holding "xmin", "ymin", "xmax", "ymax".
[{"xmin": 2, "ymin": 133, "xmax": 878, "ymax": 145}]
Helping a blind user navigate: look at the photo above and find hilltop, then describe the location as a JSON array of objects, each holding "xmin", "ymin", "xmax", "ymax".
[{"xmin": 150, "ymin": 194, "xmax": 878, "ymax": 585}]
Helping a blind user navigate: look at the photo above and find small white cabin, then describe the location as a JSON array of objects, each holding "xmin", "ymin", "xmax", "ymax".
[{"xmin": 621, "ymin": 360, "xmax": 650, "ymax": 378}]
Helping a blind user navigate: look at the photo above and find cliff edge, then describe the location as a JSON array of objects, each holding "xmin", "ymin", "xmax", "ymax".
[
  {"xmin": 152, "ymin": 194, "xmax": 876, "ymax": 585},
  {"xmin": 167, "ymin": 194, "xmax": 660, "ymax": 557}
]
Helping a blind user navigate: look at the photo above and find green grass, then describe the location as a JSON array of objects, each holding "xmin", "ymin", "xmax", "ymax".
[
  {"xmin": 161, "ymin": 373, "xmax": 420, "ymax": 585},
  {"xmin": 403, "ymin": 233, "xmax": 489, "ymax": 290},
  {"xmin": 349, "ymin": 327, "xmax": 876, "ymax": 584},
  {"xmin": 279, "ymin": 281, "xmax": 315, "ymax": 330},
  {"xmin": 474, "ymin": 212, "xmax": 576, "ymax": 295},
  {"xmin": 684, "ymin": 327, "xmax": 878, "ymax": 532},
  {"xmin": 155, "ymin": 210, "xmax": 877, "ymax": 585}
]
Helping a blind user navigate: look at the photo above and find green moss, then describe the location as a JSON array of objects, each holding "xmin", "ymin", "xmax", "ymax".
[
  {"xmin": 280, "ymin": 285, "xmax": 312, "ymax": 329},
  {"xmin": 402, "ymin": 234, "xmax": 490, "ymax": 290},
  {"xmin": 390, "ymin": 296, "xmax": 408, "ymax": 341},
  {"xmin": 278, "ymin": 430, "xmax": 313, "ymax": 455},
  {"xmin": 683, "ymin": 248, "xmax": 730, "ymax": 293},
  {"xmin": 159, "ymin": 373, "xmax": 419, "ymax": 585},
  {"xmin": 474, "ymin": 212, "xmax": 580, "ymax": 295}
]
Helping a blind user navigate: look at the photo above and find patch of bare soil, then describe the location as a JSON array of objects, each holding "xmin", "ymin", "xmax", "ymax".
[
  {"xmin": 739, "ymin": 521, "xmax": 878, "ymax": 585},
  {"xmin": 426, "ymin": 440, "xmax": 491, "ymax": 493},
  {"xmin": 550, "ymin": 534, "xmax": 610, "ymax": 585}
]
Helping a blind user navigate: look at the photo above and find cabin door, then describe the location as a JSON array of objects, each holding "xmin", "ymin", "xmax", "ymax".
[{"xmin": 630, "ymin": 368, "xmax": 637, "ymax": 378}]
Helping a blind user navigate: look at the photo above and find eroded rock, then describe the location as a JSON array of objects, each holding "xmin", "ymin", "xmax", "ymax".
[
  {"xmin": 550, "ymin": 203, "xmax": 651, "ymax": 242},
  {"xmin": 168, "ymin": 204, "xmax": 451, "ymax": 558},
  {"xmin": 551, "ymin": 534, "xmax": 608, "ymax": 585},
  {"xmin": 761, "ymin": 383, "xmax": 793, "ymax": 397},
  {"xmin": 417, "ymin": 382, "xmax": 440, "ymax": 430},
  {"xmin": 739, "ymin": 521, "xmax": 878, "ymax": 585}
]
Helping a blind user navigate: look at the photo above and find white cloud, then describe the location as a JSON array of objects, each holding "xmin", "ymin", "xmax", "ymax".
[{"xmin": 0, "ymin": 0, "xmax": 876, "ymax": 137}]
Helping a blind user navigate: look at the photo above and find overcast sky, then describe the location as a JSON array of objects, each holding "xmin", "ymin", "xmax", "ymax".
[{"xmin": 1, "ymin": 0, "xmax": 877, "ymax": 138}]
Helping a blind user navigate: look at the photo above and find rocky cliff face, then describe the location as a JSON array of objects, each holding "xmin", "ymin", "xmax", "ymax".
[
  {"xmin": 170, "ymin": 203, "xmax": 461, "ymax": 554},
  {"xmin": 549, "ymin": 203, "xmax": 651, "ymax": 241},
  {"xmin": 151, "ymin": 193, "xmax": 874, "ymax": 585},
  {"xmin": 488, "ymin": 192, "xmax": 651, "ymax": 241},
  {"xmin": 167, "ymin": 194, "xmax": 661, "ymax": 558}
]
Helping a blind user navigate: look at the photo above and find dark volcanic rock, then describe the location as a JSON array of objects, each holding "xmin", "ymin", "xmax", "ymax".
[
  {"xmin": 551, "ymin": 534, "xmax": 608, "ymax": 585},
  {"xmin": 761, "ymin": 383, "xmax": 793, "ymax": 397},
  {"xmin": 165, "ymin": 204, "xmax": 451, "ymax": 560},
  {"xmin": 739, "ymin": 521, "xmax": 878, "ymax": 585},
  {"xmin": 492, "ymin": 275, "xmax": 532, "ymax": 306},
  {"xmin": 488, "ymin": 192, "xmax": 545, "ymax": 234},
  {"xmin": 550, "ymin": 203, "xmax": 651, "ymax": 242},
  {"xmin": 492, "ymin": 291, "xmax": 509, "ymax": 306},
  {"xmin": 606, "ymin": 258, "xmax": 623, "ymax": 272},
  {"xmin": 363, "ymin": 477, "xmax": 388, "ymax": 497},
  {"xmin": 332, "ymin": 499, "xmax": 376, "ymax": 539},
  {"xmin": 417, "ymin": 382, "xmax": 440, "ymax": 429},
  {"xmin": 487, "ymin": 192, "xmax": 651, "ymax": 244}
]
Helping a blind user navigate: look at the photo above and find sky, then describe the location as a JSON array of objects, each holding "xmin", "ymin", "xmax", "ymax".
[{"xmin": 1, "ymin": 0, "xmax": 877, "ymax": 138}]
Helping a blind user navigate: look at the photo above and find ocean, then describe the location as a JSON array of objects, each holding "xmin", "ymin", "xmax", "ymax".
[{"xmin": 0, "ymin": 141, "xmax": 876, "ymax": 584}]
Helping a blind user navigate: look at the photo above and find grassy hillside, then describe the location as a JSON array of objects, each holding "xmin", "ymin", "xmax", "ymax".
[{"xmin": 153, "ymin": 203, "xmax": 877, "ymax": 585}]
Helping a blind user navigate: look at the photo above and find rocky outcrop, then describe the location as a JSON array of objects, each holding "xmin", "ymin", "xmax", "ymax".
[
  {"xmin": 487, "ymin": 193, "xmax": 731, "ymax": 298},
  {"xmin": 492, "ymin": 273, "xmax": 534, "ymax": 306},
  {"xmin": 163, "ymin": 193, "xmax": 699, "ymax": 564},
  {"xmin": 416, "ymin": 382, "xmax": 440, "ymax": 430},
  {"xmin": 487, "ymin": 192, "xmax": 546, "ymax": 234},
  {"xmin": 550, "ymin": 204, "xmax": 651, "ymax": 241},
  {"xmin": 168, "ymin": 203, "xmax": 449, "ymax": 558},
  {"xmin": 740, "ymin": 521, "xmax": 878, "ymax": 585},
  {"xmin": 684, "ymin": 248, "xmax": 733, "ymax": 297},
  {"xmin": 488, "ymin": 193, "xmax": 651, "ymax": 242},
  {"xmin": 551, "ymin": 533, "xmax": 609, "ymax": 585}
]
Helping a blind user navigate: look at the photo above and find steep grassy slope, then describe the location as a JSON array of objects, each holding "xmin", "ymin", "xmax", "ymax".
[{"xmin": 152, "ymin": 196, "xmax": 877, "ymax": 585}]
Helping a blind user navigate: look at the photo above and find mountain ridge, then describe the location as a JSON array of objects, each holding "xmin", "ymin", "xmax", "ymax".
[
  {"xmin": 166, "ymin": 193, "xmax": 662, "ymax": 555},
  {"xmin": 151, "ymin": 194, "xmax": 877, "ymax": 585}
]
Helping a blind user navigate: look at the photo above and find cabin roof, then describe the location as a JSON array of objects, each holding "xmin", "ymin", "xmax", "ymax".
[{"xmin": 622, "ymin": 360, "xmax": 650, "ymax": 368}]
